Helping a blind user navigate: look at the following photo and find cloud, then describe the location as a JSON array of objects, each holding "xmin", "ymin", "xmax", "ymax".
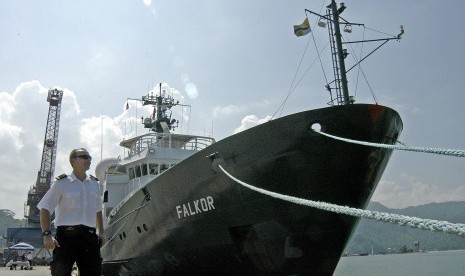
[
  {"xmin": 80, "ymin": 115, "xmax": 122, "ymax": 158},
  {"xmin": 233, "ymin": 114, "xmax": 272, "ymax": 134},
  {"xmin": 0, "ymin": 90, "xmax": 24, "ymax": 150},
  {"xmin": 0, "ymin": 91, "xmax": 15, "ymax": 120},
  {"xmin": 208, "ymin": 101, "xmax": 275, "ymax": 140},
  {"xmin": 0, "ymin": 81, "xmax": 50, "ymax": 154},
  {"xmin": 0, "ymin": 122, "xmax": 23, "ymax": 151},
  {"xmin": 212, "ymin": 100, "xmax": 274, "ymax": 120},
  {"xmin": 212, "ymin": 104, "xmax": 241, "ymax": 119}
]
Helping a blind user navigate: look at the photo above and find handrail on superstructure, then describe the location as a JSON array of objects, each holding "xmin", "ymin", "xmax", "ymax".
[{"xmin": 123, "ymin": 133, "xmax": 215, "ymax": 158}]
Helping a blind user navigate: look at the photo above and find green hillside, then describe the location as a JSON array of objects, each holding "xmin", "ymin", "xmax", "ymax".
[{"xmin": 345, "ymin": 201, "xmax": 465, "ymax": 254}]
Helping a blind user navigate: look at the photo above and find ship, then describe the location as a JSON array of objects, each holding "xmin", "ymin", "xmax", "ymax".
[{"xmin": 96, "ymin": 1, "xmax": 404, "ymax": 275}]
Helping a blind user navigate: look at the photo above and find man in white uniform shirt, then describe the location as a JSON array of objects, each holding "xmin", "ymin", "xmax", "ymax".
[{"xmin": 38, "ymin": 148, "xmax": 104, "ymax": 276}]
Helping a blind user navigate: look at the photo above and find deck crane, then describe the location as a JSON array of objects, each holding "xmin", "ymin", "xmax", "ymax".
[{"xmin": 24, "ymin": 88, "xmax": 63, "ymax": 226}]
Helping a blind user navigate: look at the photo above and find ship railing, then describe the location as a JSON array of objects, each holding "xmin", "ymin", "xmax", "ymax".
[
  {"xmin": 155, "ymin": 136, "xmax": 213, "ymax": 150},
  {"xmin": 124, "ymin": 175, "xmax": 155, "ymax": 196},
  {"xmin": 127, "ymin": 133, "xmax": 215, "ymax": 157},
  {"xmin": 107, "ymin": 175, "xmax": 155, "ymax": 218}
]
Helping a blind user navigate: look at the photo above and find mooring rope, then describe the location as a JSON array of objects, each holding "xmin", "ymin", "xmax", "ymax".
[
  {"xmin": 313, "ymin": 129, "xmax": 465, "ymax": 157},
  {"xmin": 218, "ymin": 165, "xmax": 465, "ymax": 237}
]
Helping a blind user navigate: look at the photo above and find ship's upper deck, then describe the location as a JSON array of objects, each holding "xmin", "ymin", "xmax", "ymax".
[{"xmin": 120, "ymin": 132, "xmax": 215, "ymax": 158}]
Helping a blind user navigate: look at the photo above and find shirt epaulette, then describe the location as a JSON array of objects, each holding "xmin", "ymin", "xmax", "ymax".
[
  {"xmin": 90, "ymin": 175, "xmax": 99, "ymax": 182},
  {"xmin": 55, "ymin": 173, "xmax": 67, "ymax": 180}
]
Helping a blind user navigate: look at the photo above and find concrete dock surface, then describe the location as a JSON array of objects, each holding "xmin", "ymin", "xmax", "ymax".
[{"xmin": 0, "ymin": 266, "xmax": 51, "ymax": 275}]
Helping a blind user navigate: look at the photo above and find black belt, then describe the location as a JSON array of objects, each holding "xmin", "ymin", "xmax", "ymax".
[{"xmin": 57, "ymin": 224, "xmax": 96, "ymax": 233}]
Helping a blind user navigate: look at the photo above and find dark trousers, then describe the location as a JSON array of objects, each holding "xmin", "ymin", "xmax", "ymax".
[{"xmin": 51, "ymin": 225, "xmax": 102, "ymax": 276}]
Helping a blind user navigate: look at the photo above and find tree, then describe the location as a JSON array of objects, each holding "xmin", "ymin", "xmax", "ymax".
[{"xmin": 0, "ymin": 209, "xmax": 25, "ymax": 236}]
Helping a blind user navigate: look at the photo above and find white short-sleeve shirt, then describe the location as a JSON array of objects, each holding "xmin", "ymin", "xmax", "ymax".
[{"xmin": 37, "ymin": 173, "xmax": 102, "ymax": 228}]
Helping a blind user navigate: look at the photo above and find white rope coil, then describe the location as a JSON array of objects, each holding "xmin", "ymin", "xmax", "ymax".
[
  {"xmin": 314, "ymin": 129, "xmax": 465, "ymax": 157},
  {"xmin": 219, "ymin": 165, "xmax": 465, "ymax": 237}
]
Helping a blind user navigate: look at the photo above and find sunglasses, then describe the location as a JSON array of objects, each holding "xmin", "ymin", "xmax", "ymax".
[{"xmin": 75, "ymin": 155, "xmax": 92, "ymax": 160}]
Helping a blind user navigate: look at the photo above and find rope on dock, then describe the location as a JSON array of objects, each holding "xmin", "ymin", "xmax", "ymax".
[{"xmin": 218, "ymin": 165, "xmax": 465, "ymax": 238}]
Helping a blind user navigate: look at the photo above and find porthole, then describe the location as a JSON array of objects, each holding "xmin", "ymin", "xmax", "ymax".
[
  {"xmin": 143, "ymin": 224, "xmax": 148, "ymax": 231},
  {"xmin": 137, "ymin": 226, "xmax": 141, "ymax": 233}
]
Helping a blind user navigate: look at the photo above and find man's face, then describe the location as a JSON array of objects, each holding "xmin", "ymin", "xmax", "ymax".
[{"xmin": 72, "ymin": 150, "xmax": 92, "ymax": 172}]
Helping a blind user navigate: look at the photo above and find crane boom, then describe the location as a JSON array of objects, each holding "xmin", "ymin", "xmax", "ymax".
[{"xmin": 24, "ymin": 88, "xmax": 63, "ymax": 226}]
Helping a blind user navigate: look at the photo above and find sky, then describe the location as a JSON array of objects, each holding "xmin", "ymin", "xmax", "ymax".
[{"xmin": 1, "ymin": 0, "xmax": 465, "ymax": 219}]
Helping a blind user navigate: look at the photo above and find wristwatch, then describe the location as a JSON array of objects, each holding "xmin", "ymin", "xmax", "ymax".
[{"xmin": 42, "ymin": 230, "xmax": 52, "ymax": 236}]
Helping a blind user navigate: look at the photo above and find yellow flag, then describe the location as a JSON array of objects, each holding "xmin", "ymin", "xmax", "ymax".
[{"xmin": 293, "ymin": 18, "xmax": 311, "ymax": 37}]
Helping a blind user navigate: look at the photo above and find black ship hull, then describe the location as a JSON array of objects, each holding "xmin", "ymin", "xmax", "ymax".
[{"xmin": 101, "ymin": 104, "xmax": 402, "ymax": 275}]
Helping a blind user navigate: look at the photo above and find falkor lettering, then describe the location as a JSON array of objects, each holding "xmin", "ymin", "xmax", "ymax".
[{"xmin": 176, "ymin": 196, "xmax": 215, "ymax": 219}]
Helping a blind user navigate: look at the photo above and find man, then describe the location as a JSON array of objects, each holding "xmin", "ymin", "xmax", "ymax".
[
  {"xmin": 38, "ymin": 148, "xmax": 104, "ymax": 276},
  {"xmin": 26, "ymin": 252, "xmax": 33, "ymax": 267}
]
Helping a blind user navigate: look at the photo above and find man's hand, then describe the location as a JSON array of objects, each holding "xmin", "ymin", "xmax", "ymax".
[{"xmin": 43, "ymin": 235, "xmax": 60, "ymax": 250}]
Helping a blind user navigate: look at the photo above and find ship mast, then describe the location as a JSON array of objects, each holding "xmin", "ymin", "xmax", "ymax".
[
  {"xmin": 328, "ymin": 0, "xmax": 350, "ymax": 105},
  {"xmin": 307, "ymin": 0, "xmax": 357, "ymax": 106},
  {"xmin": 305, "ymin": 0, "xmax": 403, "ymax": 106}
]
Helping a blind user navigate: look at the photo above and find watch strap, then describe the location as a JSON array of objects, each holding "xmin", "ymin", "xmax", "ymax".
[{"xmin": 42, "ymin": 230, "xmax": 52, "ymax": 236}]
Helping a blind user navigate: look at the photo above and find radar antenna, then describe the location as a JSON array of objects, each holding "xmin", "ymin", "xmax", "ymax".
[{"xmin": 141, "ymin": 83, "xmax": 179, "ymax": 133}]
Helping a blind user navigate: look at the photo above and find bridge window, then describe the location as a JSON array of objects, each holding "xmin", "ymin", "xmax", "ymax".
[
  {"xmin": 160, "ymin": 164, "xmax": 169, "ymax": 174},
  {"xmin": 141, "ymin": 163, "xmax": 148, "ymax": 176},
  {"xmin": 149, "ymin": 163, "xmax": 159, "ymax": 175},
  {"xmin": 135, "ymin": 165, "xmax": 142, "ymax": 177},
  {"xmin": 128, "ymin": 167, "xmax": 135, "ymax": 179}
]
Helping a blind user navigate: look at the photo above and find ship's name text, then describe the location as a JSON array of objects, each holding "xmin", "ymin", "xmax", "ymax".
[{"xmin": 176, "ymin": 196, "xmax": 215, "ymax": 219}]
